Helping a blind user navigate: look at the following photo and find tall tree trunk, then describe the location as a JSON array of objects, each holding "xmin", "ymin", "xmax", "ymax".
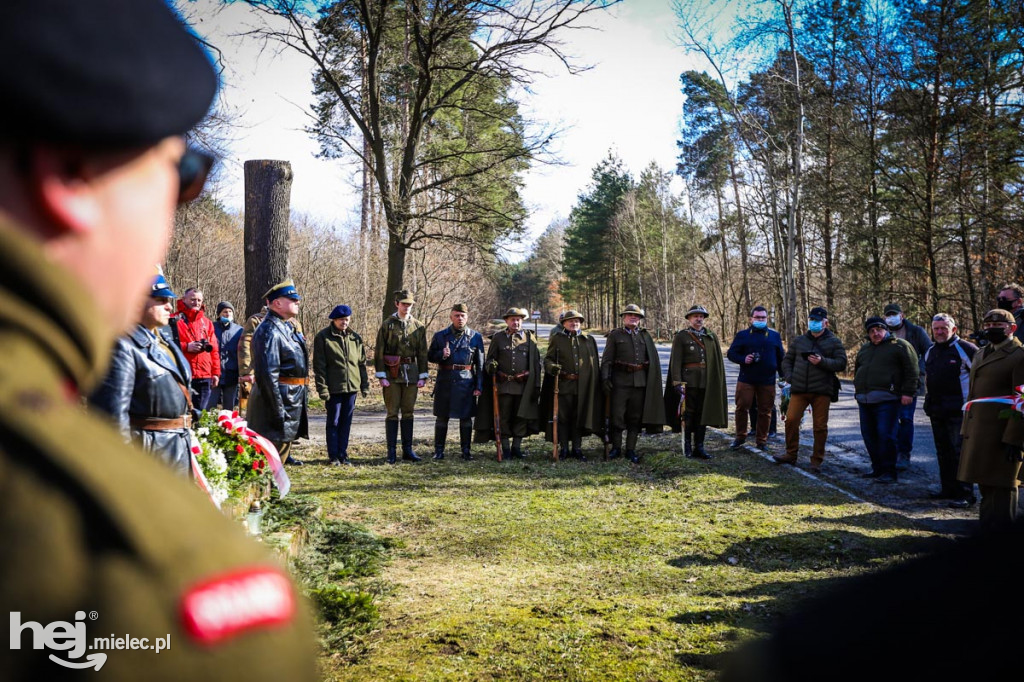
[{"xmin": 243, "ymin": 160, "xmax": 292, "ymax": 318}]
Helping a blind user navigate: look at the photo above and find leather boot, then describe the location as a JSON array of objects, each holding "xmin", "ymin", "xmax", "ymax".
[
  {"xmin": 460, "ymin": 419, "xmax": 473, "ymax": 460},
  {"xmin": 627, "ymin": 450, "xmax": 639, "ymax": 464},
  {"xmin": 512, "ymin": 436, "xmax": 525, "ymax": 459},
  {"xmin": 499, "ymin": 438, "xmax": 510, "ymax": 461},
  {"xmin": 572, "ymin": 437, "xmax": 585, "ymax": 462},
  {"xmin": 433, "ymin": 420, "xmax": 448, "ymax": 460},
  {"xmin": 385, "ymin": 420, "xmax": 398, "ymax": 464},
  {"xmin": 684, "ymin": 427, "xmax": 693, "ymax": 457},
  {"xmin": 400, "ymin": 419, "xmax": 421, "ymax": 462},
  {"xmin": 693, "ymin": 425, "xmax": 712, "ymax": 460}
]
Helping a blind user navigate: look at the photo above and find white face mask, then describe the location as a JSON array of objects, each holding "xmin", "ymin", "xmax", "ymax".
[{"xmin": 885, "ymin": 315, "xmax": 902, "ymax": 327}]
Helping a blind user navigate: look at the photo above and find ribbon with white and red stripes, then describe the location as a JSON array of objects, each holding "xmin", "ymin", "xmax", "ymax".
[
  {"xmin": 962, "ymin": 384, "xmax": 1024, "ymax": 415},
  {"xmin": 190, "ymin": 433, "xmax": 221, "ymax": 509},
  {"xmin": 216, "ymin": 410, "xmax": 291, "ymax": 498}
]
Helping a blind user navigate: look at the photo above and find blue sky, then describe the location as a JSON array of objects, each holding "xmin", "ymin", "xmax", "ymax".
[{"xmin": 192, "ymin": 0, "xmax": 698, "ymax": 257}]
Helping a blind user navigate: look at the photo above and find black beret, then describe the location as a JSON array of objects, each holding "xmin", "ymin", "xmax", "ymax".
[{"xmin": 0, "ymin": 0, "xmax": 218, "ymax": 147}]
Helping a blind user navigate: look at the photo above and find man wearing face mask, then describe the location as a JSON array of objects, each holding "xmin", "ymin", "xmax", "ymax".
[
  {"xmin": 997, "ymin": 283, "xmax": 1024, "ymax": 343},
  {"xmin": 211, "ymin": 301, "xmax": 243, "ymax": 411},
  {"xmin": 882, "ymin": 303, "xmax": 932, "ymax": 472},
  {"xmin": 776, "ymin": 307, "xmax": 847, "ymax": 473},
  {"xmin": 957, "ymin": 309, "xmax": 1024, "ymax": 527},
  {"xmin": 727, "ymin": 306, "xmax": 785, "ymax": 453}
]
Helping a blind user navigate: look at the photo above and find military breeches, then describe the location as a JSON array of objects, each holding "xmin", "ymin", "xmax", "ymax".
[
  {"xmin": 611, "ymin": 387, "xmax": 645, "ymax": 431},
  {"xmin": 384, "ymin": 383, "xmax": 418, "ymax": 420},
  {"xmin": 498, "ymin": 394, "xmax": 529, "ymax": 437}
]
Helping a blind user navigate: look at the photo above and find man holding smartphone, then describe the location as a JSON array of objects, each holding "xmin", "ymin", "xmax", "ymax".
[{"xmin": 776, "ymin": 307, "xmax": 848, "ymax": 473}]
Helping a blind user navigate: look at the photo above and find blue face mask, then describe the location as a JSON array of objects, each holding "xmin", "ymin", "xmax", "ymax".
[
  {"xmin": 808, "ymin": 320, "xmax": 824, "ymax": 333},
  {"xmin": 751, "ymin": 320, "xmax": 768, "ymax": 330},
  {"xmin": 219, "ymin": 316, "xmax": 231, "ymax": 324}
]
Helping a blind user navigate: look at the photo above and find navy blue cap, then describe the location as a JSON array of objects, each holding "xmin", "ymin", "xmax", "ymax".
[
  {"xmin": 151, "ymin": 273, "xmax": 175, "ymax": 299},
  {"xmin": 809, "ymin": 306, "xmax": 828, "ymax": 321},
  {"xmin": 329, "ymin": 305, "xmax": 353, "ymax": 319},
  {"xmin": 0, "ymin": 0, "xmax": 218, "ymax": 147},
  {"xmin": 265, "ymin": 279, "xmax": 301, "ymax": 302}
]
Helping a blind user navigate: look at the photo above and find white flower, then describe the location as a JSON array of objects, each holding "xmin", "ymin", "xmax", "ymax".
[{"xmin": 197, "ymin": 427, "xmax": 210, "ymax": 437}]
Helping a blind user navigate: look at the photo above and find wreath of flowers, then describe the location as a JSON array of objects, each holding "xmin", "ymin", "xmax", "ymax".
[{"xmin": 193, "ymin": 410, "xmax": 270, "ymax": 500}]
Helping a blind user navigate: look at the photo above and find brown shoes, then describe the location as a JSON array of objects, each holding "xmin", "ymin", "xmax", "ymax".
[{"xmin": 772, "ymin": 455, "xmax": 797, "ymax": 465}]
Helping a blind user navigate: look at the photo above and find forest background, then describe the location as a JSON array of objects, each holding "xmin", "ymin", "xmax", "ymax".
[{"xmin": 169, "ymin": 0, "xmax": 1024, "ymax": 350}]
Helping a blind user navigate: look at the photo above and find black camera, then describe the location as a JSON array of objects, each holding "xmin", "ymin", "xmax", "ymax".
[
  {"xmin": 751, "ymin": 352, "xmax": 761, "ymax": 363},
  {"xmin": 199, "ymin": 338, "xmax": 214, "ymax": 353},
  {"xmin": 967, "ymin": 330, "xmax": 989, "ymax": 347}
]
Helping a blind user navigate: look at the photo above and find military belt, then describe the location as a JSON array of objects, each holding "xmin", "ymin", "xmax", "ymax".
[
  {"xmin": 684, "ymin": 362, "xmax": 706, "ymax": 368},
  {"xmin": 441, "ymin": 363, "xmax": 473, "ymax": 371},
  {"xmin": 497, "ymin": 370, "xmax": 530, "ymax": 383},
  {"xmin": 614, "ymin": 361, "xmax": 649, "ymax": 372},
  {"xmin": 559, "ymin": 372, "xmax": 579, "ymax": 381},
  {"xmin": 279, "ymin": 376, "xmax": 307, "ymax": 386},
  {"xmin": 131, "ymin": 415, "xmax": 191, "ymax": 430}
]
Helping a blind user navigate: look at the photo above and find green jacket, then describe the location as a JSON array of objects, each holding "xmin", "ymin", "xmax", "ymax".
[
  {"xmin": 373, "ymin": 313, "xmax": 428, "ymax": 384},
  {"xmin": 853, "ymin": 335, "xmax": 919, "ymax": 399},
  {"xmin": 313, "ymin": 325, "xmax": 369, "ymax": 399},
  {"xmin": 664, "ymin": 327, "xmax": 728, "ymax": 429},
  {"xmin": 0, "ymin": 224, "xmax": 316, "ymax": 680}
]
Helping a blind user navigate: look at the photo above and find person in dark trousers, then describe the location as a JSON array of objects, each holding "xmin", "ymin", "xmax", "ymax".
[
  {"xmin": 542, "ymin": 310, "xmax": 603, "ymax": 460},
  {"xmin": 313, "ymin": 304, "xmax": 369, "ymax": 465},
  {"xmin": 428, "ymin": 303, "xmax": 484, "ymax": 460},
  {"xmin": 211, "ymin": 300, "xmax": 242, "ymax": 411},
  {"xmin": 883, "ymin": 303, "xmax": 932, "ymax": 471},
  {"xmin": 853, "ymin": 316, "xmax": 919, "ymax": 484},
  {"xmin": 175, "ymin": 287, "xmax": 220, "ymax": 416},
  {"xmin": 957, "ymin": 309, "xmax": 1024, "ymax": 528},
  {"xmin": 923, "ymin": 313, "xmax": 977, "ymax": 507},
  {"xmin": 776, "ymin": 306, "xmax": 847, "ymax": 473},
  {"xmin": 664, "ymin": 305, "xmax": 728, "ymax": 459},
  {"xmin": 727, "ymin": 305, "xmax": 785, "ymax": 452}
]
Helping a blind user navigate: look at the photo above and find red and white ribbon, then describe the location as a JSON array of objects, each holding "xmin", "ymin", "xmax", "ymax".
[
  {"xmin": 962, "ymin": 384, "xmax": 1024, "ymax": 415},
  {"xmin": 216, "ymin": 410, "xmax": 291, "ymax": 498},
  {"xmin": 190, "ymin": 433, "xmax": 221, "ymax": 509}
]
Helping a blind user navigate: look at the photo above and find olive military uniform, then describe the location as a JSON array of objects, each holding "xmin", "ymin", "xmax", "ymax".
[
  {"xmin": 374, "ymin": 312, "xmax": 429, "ymax": 463},
  {"xmin": 542, "ymin": 323, "xmax": 603, "ymax": 459},
  {"xmin": 0, "ymin": 226, "xmax": 317, "ymax": 680},
  {"xmin": 600, "ymin": 321, "xmax": 665, "ymax": 460},
  {"xmin": 476, "ymin": 322, "xmax": 543, "ymax": 458},
  {"xmin": 664, "ymin": 312, "xmax": 728, "ymax": 458}
]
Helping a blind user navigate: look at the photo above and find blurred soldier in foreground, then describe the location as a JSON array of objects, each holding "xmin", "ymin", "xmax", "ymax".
[
  {"xmin": 665, "ymin": 305, "xmax": 728, "ymax": 459},
  {"xmin": 90, "ymin": 274, "xmax": 193, "ymax": 476},
  {"xmin": 476, "ymin": 307, "xmax": 542, "ymax": 459},
  {"xmin": 374, "ymin": 290, "xmax": 429, "ymax": 464},
  {"xmin": 0, "ymin": 1, "xmax": 316, "ymax": 678},
  {"xmin": 428, "ymin": 303, "xmax": 484, "ymax": 460},
  {"xmin": 248, "ymin": 280, "xmax": 309, "ymax": 466},
  {"xmin": 600, "ymin": 304, "xmax": 665, "ymax": 463}
]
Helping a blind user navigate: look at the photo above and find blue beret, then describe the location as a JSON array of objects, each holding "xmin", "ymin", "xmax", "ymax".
[
  {"xmin": 0, "ymin": 0, "xmax": 217, "ymax": 146},
  {"xmin": 330, "ymin": 305, "xmax": 353, "ymax": 319},
  {"xmin": 151, "ymin": 274, "xmax": 175, "ymax": 299}
]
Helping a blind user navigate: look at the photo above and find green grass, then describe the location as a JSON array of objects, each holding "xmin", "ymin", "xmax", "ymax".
[{"xmin": 285, "ymin": 432, "xmax": 945, "ymax": 680}]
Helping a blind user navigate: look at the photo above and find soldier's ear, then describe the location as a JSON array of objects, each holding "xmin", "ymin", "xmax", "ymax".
[{"xmin": 28, "ymin": 147, "xmax": 105, "ymax": 236}]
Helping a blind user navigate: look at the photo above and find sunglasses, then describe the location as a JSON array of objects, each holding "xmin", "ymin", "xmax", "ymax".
[{"xmin": 177, "ymin": 148, "xmax": 215, "ymax": 204}]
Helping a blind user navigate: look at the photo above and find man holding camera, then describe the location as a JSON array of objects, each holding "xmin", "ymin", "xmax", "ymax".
[
  {"xmin": 727, "ymin": 306, "xmax": 785, "ymax": 452},
  {"xmin": 776, "ymin": 307, "xmax": 847, "ymax": 473},
  {"xmin": 175, "ymin": 286, "xmax": 219, "ymax": 416}
]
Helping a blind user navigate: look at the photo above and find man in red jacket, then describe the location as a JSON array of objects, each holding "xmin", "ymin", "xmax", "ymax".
[{"xmin": 175, "ymin": 287, "xmax": 220, "ymax": 414}]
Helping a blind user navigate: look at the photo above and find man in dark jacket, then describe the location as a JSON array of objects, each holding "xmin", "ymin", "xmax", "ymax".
[
  {"xmin": 91, "ymin": 273, "xmax": 193, "ymax": 476},
  {"xmin": 776, "ymin": 307, "xmax": 847, "ymax": 472},
  {"xmin": 211, "ymin": 300, "xmax": 242, "ymax": 411},
  {"xmin": 600, "ymin": 304, "xmax": 665, "ymax": 463},
  {"xmin": 727, "ymin": 305, "xmax": 785, "ymax": 452},
  {"xmin": 248, "ymin": 280, "xmax": 309, "ymax": 466},
  {"xmin": 175, "ymin": 287, "xmax": 220, "ymax": 415},
  {"xmin": 476, "ymin": 307, "xmax": 542, "ymax": 459},
  {"xmin": 313, "ymin": 304, "xmax": 369, "ymax": 465},
  {"xmin": 923, "ymin": 313, "xmax": 977, "ymax": 507},
  {"xmin": 883, "ymin": 303, "xmax": 932, "ymax": 471},
  {"xmin": 997, "ymin": 282, "xmax": 1024, "ymax": 343},
  {"xmin": 428, "ymin": 303, "xmax": 485, "ymax": 460},
  {"xmin": 854, "ymin": 316, "xmax": 919, "ymax": 483}
]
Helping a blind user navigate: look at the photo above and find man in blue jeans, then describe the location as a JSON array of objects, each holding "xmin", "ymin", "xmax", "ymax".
[
  {"xmin": 883, "ymin": 303, "xmax": 931, "ymax": 471},
  {"xmin": 854, "ymin": 316, "xmax": 919, "ymax": 483}
]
